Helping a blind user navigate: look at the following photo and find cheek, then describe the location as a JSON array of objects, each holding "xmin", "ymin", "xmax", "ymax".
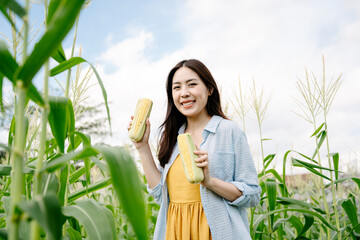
[
  {"xmin": 172, "ymin": 92, "xmax": 180, "ymax": 106},
  {"xmin": 172, "ymin": 91, "xmax": 178, "ymax": 101}
]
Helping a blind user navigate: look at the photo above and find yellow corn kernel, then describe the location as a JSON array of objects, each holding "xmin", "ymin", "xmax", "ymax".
[
  {"xmin": 129, "ymin": 98, "xmax": 153, "ymax": 142},
  {"xmin": 177, "ymin": 133, "xmax": 204, "ymax": 184}
]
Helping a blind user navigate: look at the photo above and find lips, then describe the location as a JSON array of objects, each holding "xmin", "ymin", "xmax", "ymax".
[{"xmin": 181, "ymin": 100, "xmax": 196, "ymax": 108}]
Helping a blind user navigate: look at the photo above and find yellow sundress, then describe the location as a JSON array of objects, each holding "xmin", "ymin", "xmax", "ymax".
[{"xmin": 165, "ymin": 155, "xmax": 212, "ymax": 240}]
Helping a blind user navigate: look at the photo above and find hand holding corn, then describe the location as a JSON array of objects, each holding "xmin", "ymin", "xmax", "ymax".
[
  {"xmin": 177, "ymin": 133, "xmax": 205, "ymax": 184},
  {"xmin": 128, "ymin": 98, "xmax": 153, "ymax": 149}
]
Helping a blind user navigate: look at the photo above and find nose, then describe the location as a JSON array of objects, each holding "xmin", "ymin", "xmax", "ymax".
[{"xmin": 180, "ymin": 86, "xmax": 190, "ymax": 97}]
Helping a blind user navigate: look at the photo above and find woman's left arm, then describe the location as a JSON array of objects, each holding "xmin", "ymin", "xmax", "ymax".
[
  {"xmin": 195, "ymin": 150, "xmax": 243, "ymax": 202},
  {"xmin": 195, "ymin": 130, "xmax": 261, "ymax": 207}
]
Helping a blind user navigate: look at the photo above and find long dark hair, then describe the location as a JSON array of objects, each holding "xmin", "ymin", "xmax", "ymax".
[{"xmin": 157, "ymin": 59, "xmax": 228, "ymax": 167}]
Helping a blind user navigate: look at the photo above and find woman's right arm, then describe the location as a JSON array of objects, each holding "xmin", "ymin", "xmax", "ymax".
[{"xmin": 128, "ymin": 117, "xmax": 161, "ymax": 189}]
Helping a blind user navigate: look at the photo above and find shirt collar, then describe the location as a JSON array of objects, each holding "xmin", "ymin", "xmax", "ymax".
[{"xmin": 178, "ymin": 115, "xmax": 223, "ymax": 134}]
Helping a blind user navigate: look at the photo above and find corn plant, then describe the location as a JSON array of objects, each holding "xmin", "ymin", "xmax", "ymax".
[
  {"xmin": 0, "ymin": 1, "xmax": 148, "ymax": 239},
  {"xmin": 229, "ymin": 63, "xmax": 360, "ymax": 239}
]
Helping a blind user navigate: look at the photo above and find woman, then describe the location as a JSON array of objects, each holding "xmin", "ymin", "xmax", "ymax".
[{"xmin": 128, "ymin": 59, "xmax": 261, "ymax": 240}]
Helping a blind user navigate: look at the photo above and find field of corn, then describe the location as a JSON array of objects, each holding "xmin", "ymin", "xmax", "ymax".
[{"xmin": 0, "ymin": 1, "xmax": 359, "ymax": 240}]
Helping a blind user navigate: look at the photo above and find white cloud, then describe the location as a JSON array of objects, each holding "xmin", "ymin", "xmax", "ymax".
[{"xmin": 85, "ymin": 0, "xmax": 360, "ymax": 173}]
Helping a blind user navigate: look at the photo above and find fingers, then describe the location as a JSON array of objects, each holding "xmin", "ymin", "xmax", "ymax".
[
  {"xmin": 195, "ymin": 158, "xmax": 208, "ymax": 168},
  {"xmin": 143, "ymin": 118, "xmax": 151, "ymax": 136},
  {"xmin": 194, "ymin": 149, "xmax": 207, "ymax": 155},
  {"xmin": 195, "ymin": 151, "xmax": 208, "ymax": 168}
]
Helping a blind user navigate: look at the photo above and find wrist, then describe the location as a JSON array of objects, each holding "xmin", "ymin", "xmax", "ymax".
[
  {"xmin": 136, "ymin": 143, "xmax": 150, "ymax": 153},
  {"xmin": 203, "ymin": 177, "xmax": 215, "ymax": 190}
]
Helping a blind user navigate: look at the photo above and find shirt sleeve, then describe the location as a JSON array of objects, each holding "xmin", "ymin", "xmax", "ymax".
[
  {"xmin": 147, "ymin": 166, "xmax": 164, "ymax": 205},
  {"xmin": 226, "ymin": 130, "xmax": 261, "ymax": 208}
]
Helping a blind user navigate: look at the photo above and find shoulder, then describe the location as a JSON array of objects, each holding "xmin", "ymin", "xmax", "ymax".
[{"xmin": 217, "ymin": 118, "xmax": 244, "ymax": 137}]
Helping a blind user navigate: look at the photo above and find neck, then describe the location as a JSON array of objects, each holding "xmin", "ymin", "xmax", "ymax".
[{"xmin": 185, "ymin": 112, "xmax": 212, "ymax": 134}]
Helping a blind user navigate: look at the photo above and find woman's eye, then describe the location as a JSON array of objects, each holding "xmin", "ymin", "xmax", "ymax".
[
  {"xmin": 189, "ymin": 83, "xmax": 197, "ymax": 87},
  {"xmin": 173, "ymin": 86, "xmax": 180, "ymax": 90}
]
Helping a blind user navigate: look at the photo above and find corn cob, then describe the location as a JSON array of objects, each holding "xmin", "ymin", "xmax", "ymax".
[
  {"xmin": 129, "ymin": 98, "xmax": 153, "ymax": 142},
  {"xmin": 177, "ymin": 133, "xmax": 204, "ymax": 184}
]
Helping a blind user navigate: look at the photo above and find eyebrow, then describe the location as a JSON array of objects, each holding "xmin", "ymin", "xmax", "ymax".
[{"xmin": 172, "ymin": 78, "xmax": 198, "ymax": 85}]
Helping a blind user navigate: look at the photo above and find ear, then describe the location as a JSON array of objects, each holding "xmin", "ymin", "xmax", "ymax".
[{"xmin": 208, "ymin": 87, "xmax": 213, "ymax": 96}]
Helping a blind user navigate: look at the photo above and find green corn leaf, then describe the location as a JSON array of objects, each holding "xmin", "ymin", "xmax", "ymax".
[
  {"xmin": 0, "ymin": 37, "xmax": 45, "ymax": 107},
  {"xmin": 84, "ymin": 157, "xmax": 91, "ymax": 185},
  {"xmin": 311, "ymin": 130, "xmax": 326, "ymax": 159},
  {"xmin": 273, "ymin": 217, "xmax": 288, "ymax": 232},
  {"xmin": 51, "ymin": 46, "xmax": 67, "ymax": 63},
  {"xmin": 48, "ymin": 96, "xmax": 69, "ymax": 153},
  {"xmin": 69, "ymin": 162, "xmax": 95, "ymax": 184},
  {"xmin": 67, "ymin": 99, "xmax": 75, "ymax": 151},
  {"xmin": 2, "ymin": 196, "xmax": 10, "ymax": 216},
  {"xmin": 340, "ymin": 199, "xmax": 360, "ymax": 233},
  {"xmin": 68, "ymin": 178, "xmax": 111, "ymax": 203},
  {"xmin": 0, "ymin": 0, "xmax": 26, "ymax": 18},
  {"xmin": 0, "ymin": 165, "xmax": 11, "ymax": 175},
  {"xmin": 94, "ymin": 145, "xmax": 147, "ymax": 240},
  {"xmin": 47, "ymin": 0, "xmax": 61, "ymax": 24},
  {"xmin": 0, "ymin": 228, "xmax": 7, "ymax": 239},
  {"xmin": 310, "ymin": 122, "xmax": 325, "ymax": 137},
  {"xmin": 352, "ymin": 177, "xmax": 360, "ymax": 190},
  {"xmin": 292, "ymin": 157, "xmax": 336, "ymax": 171},
  {"xmin": 28, "ymin": 84, "xmax": 45, "ymax": 107},
  {"xmin": 42, "ymin": 173, "xmax": 59, "ymax": 195},
  {"xmin": 253, "ymin": 208, "xmax": 336, "ymax": 232},
  {"xmin": 291, "ymin": 158, "xmax": 334, "ymax": 181},
  {"xmin": 288, "ymin": 215, "xmax": 303, "ymax": 235},
  {"xmin": 298, "ymin": 214, "xmax": 314, "ymax": 237},
  {"xmin": 42, "ymin": 147, "xmax": 98, "ymax": 172},
  {"xmin": 0, "ymin": 164, "xmax": 34, "ymax": 176},
  {"xmin": 0, "ymin": 40, "xmax": 18, "ymax": 81},
  {"xmin": 310, "ymin": 195, "xmax": 320, "ymax": 206},
  {"xmin": 8, "ymin": 116, "xmax": 15, "ymax": 147},
  {"xmin": 67, "ymin": 131, "xmax": 91, "ymax": 152},
  {"xmin": 0, "ymin": 143, "xmax": 10, "ymax": 153},
  {"xmin": 73, "ymin": 131, "xmax": 91, "ymax": 147},
  {"xmin": 16, "ymin": 0, "xmax": 85, "ymax": 87},
  {"xmin": 0, "ymin": 5, "xmax": 19, "ymax": 33},
  {"xmin": 90, "ymin": 155, "xmax": 109, "ymax": 174},
  {"xmin": 50, "ymin": 57, "xmax": 86, "ymax": 76},
  {"xmin": 264, "ymin": 168, "xmax": 288, "ymax": 197},
  {"xmin": 273, "ymin": 217, "xmax": 306, "ymax": 237},
  {"xmin": 265, "ymin": 179, "xmax": 277, "ymax": 228},
  {"xmin": 88, "ymin": 62, "xmax": 111, "ymax": 133},
  {"xmin": 62, "ymin": 199, "xmax": 117, "ymax": 240},
  {"xmin": 25, "ymin": 124, "xmax": 39, "ymax": 151},
  {"xmin": 17, "ymin": 193, "xmax": 66, "ymax": 240},
  {"xmin": 66, "ymin": 134, "xmax": 82, "ymax": 152},
  {"xmin": 263, "ymin": 154, "xmax": 276, "ymax": 170},
  {"xmin": 259, "ymin": 181, "xmax": 266, "ymax": 197},
  {"xmin": 259, "ymin": 169, "xmax": 283, "ymax": 183},
  {"xmin": 58, "ymin": 164, "xmax": 69, "ymax": 206},
  {"xmin": 0, "ymin": 73, "xmax": 3, "ymax": 113},
  {"xmin": 277, "ymin": 196, "xmax": 326, "ymax": 214},
  {"xmin": 66, "ymin": 227, "xmax": 82, "ymax": 240},
  {"xmin": 295, "ymin": 150, "xmax": 317, "ymax": 164},
  {"xmin": 330, "ymin": 152, "xmax": 339, "ymax": 181}
]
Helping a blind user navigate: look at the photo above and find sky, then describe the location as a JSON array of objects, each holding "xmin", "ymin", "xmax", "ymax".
[{"xmin": 1, "ymin": 0, "xmax": 360, "ymax": 174}]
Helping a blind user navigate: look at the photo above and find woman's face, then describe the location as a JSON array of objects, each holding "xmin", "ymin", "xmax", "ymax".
[{"xmin": 172, "ymin": 67, "xmax": 211, "ymax": 119}]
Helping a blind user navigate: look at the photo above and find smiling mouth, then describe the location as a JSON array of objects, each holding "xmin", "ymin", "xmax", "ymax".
[{"xmin": 181, "ymin": 100, "xmax": 196, "ymax": 108}]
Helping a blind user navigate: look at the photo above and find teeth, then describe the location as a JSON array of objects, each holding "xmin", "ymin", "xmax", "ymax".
[{"xmin": 182, "ymin": 101, "xmax": 194, "ymax": 106}]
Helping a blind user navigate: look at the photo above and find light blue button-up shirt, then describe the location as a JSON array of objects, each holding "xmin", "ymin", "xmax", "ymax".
[{"xmin": 148, "ymin": 115, "xmax": 261, "ymax": 240}]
